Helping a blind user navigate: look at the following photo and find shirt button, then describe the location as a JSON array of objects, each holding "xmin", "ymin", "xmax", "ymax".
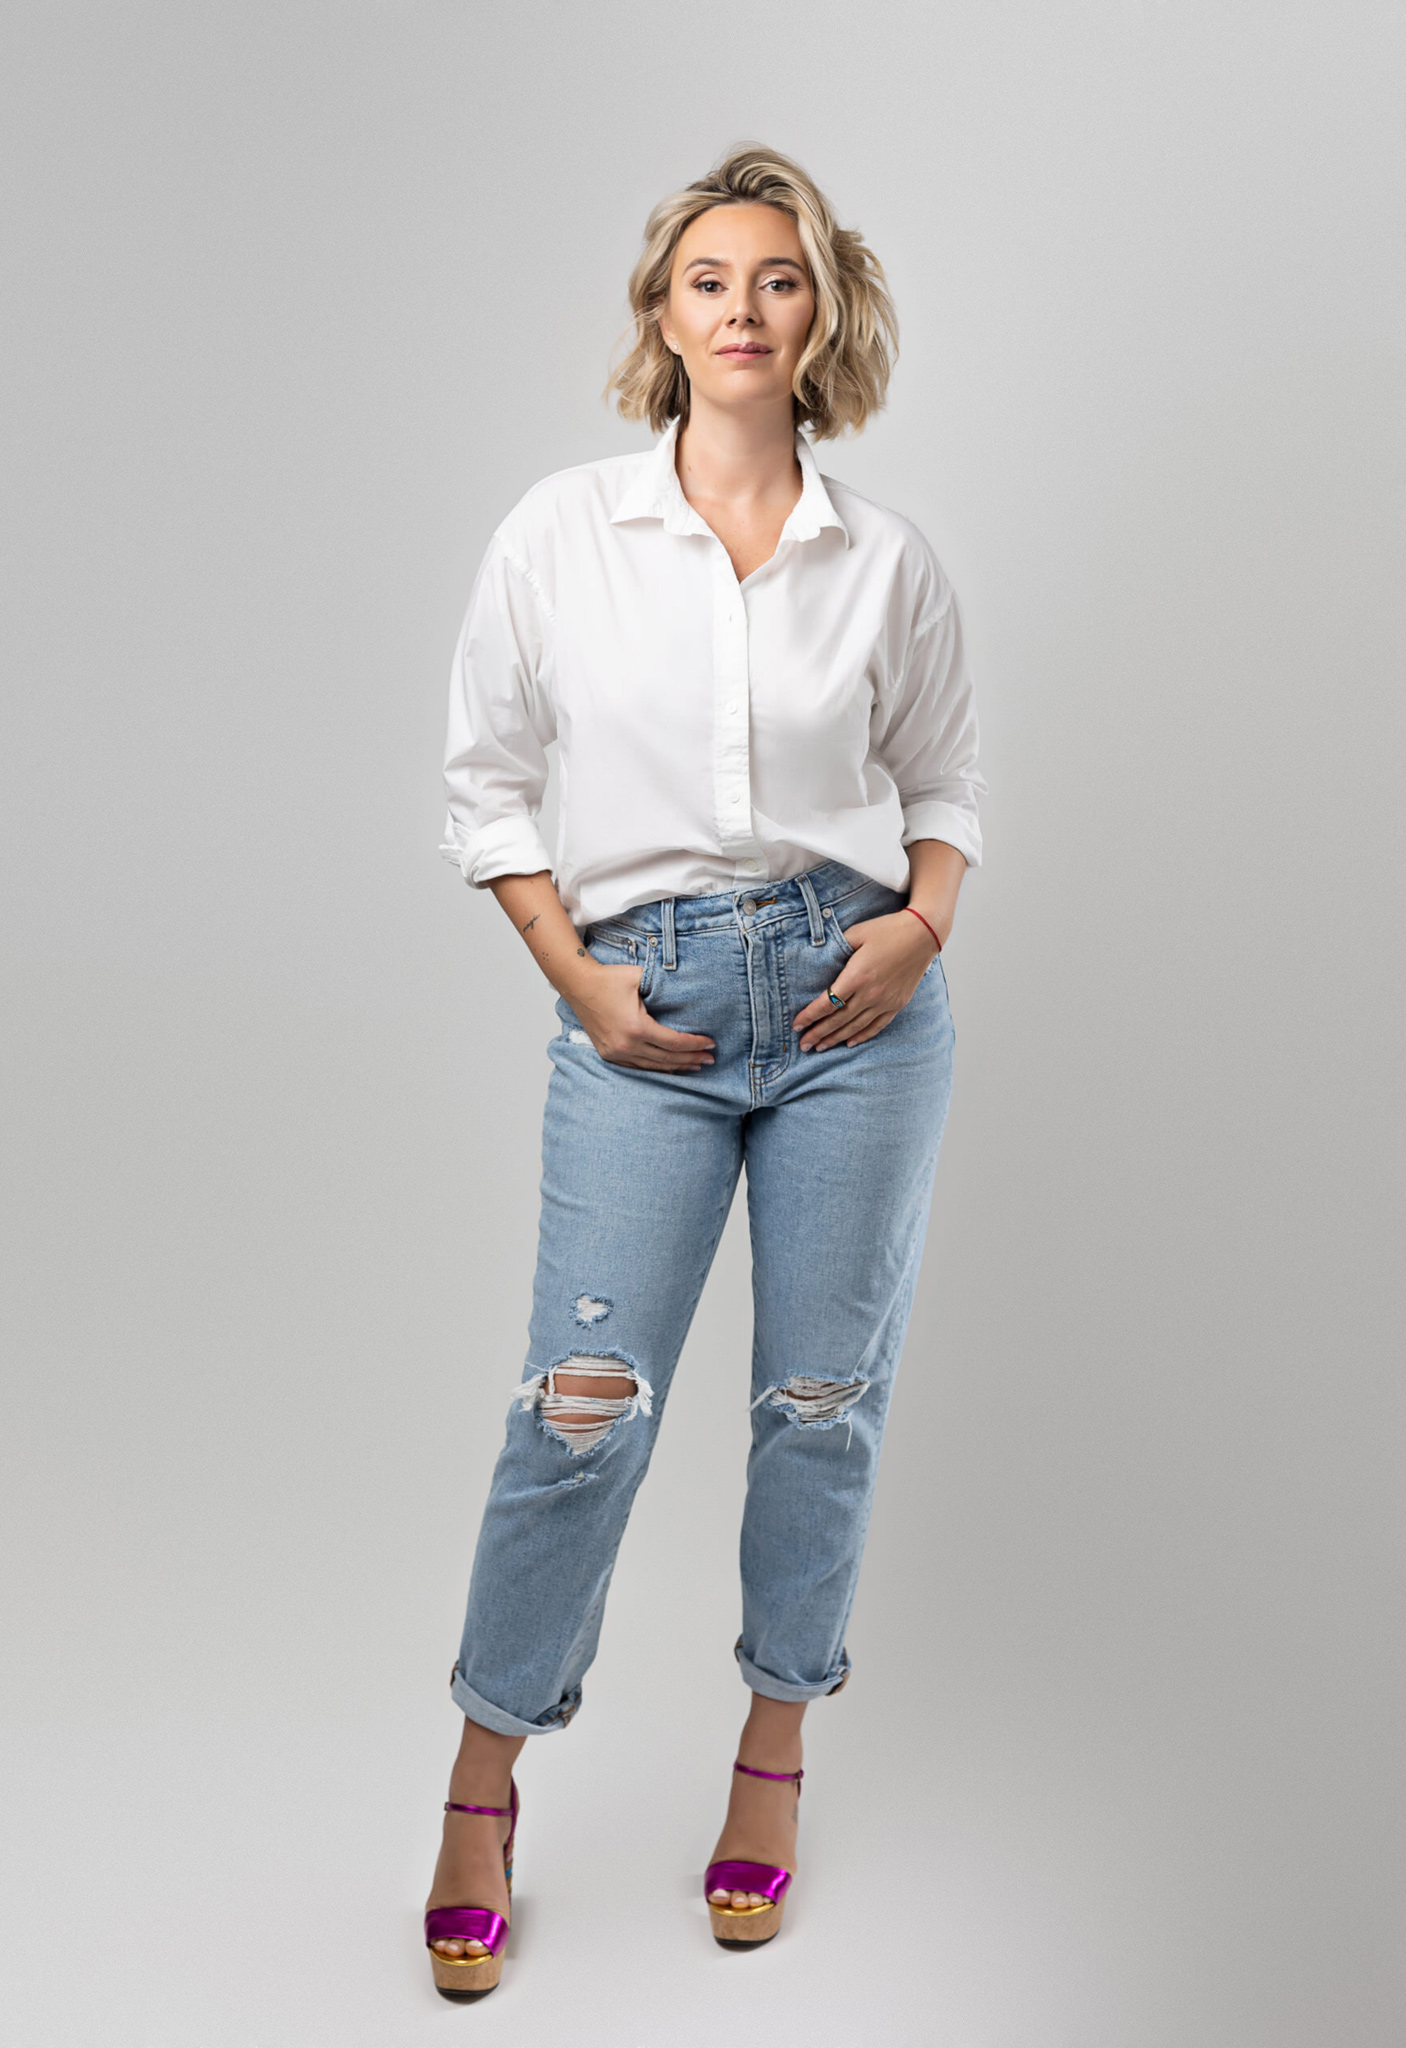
[
  {"xmin": 730, "ymin": 792, "xmax": 742, "ymax": 805},
  {"xmin": 726, "ymin": 702, "xmax": 738, "ymax": 714}
]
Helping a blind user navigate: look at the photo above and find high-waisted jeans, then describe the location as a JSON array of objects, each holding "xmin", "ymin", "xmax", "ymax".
[{"xmin": 451, "ymin": 860, "xmax": 955, "ymax": 1735}]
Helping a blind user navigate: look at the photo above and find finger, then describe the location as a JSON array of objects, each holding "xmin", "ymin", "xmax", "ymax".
[
  {"xmin": 641, "ymin": 1020, "xmax": 715, "ymax": 1053},
  {"xmin": 620, "ymin": 1034, "xmax": 716, "ymax": 1068},
  {"xmin": 842, "ymin": 1013, "xmax": 898, "ymax": 1046},
  {"xmin": 792, "ymin": 984, "xmax": 857, "ymax": 1033},
  {"xmin": 640, "ymin": 1010, "xmax": 716, "ymax": 1044},
  {"xmin": 606, "ymin": 1048, "xmax": 711, "ymax": 1071},
  {"xmin": 801, "ymin": 1003, "xmax": 881, "ymax": 1052},
  {"xmin": 793, "ymin": 970, "xmax": 857, "ymax": 1023}
]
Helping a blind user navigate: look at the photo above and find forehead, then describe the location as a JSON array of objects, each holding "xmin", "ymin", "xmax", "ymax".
[{"xmin": 672, "ymin": 202, "xmax": 805, "ymax": 266}]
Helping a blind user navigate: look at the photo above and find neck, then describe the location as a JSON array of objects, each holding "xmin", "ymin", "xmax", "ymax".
[{"xmin": 675, "ymin": 395, "xmax": 801, "ymax": 507}]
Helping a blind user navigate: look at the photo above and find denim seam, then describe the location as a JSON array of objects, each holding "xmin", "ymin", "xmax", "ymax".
[
  {"xmin": 768, "ymin": 934, "xmax": 795, "ymax": 1088},
  {"xmin": 826, "ymin": 906, "xmax": 856, "ymax": 959}
]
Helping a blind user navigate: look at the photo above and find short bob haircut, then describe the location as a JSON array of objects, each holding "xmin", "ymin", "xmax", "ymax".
[{"xmin": 608, "ymin": 144, "xmax": 897, "ymax": 442}]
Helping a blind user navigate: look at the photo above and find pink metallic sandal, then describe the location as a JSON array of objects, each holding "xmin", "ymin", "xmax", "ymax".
[
  {"xmin": 704, "ymin": 1761, "xmax": 803, "ymax": 1947},
  {"xmin": 424, "ymin": 1780, "xmax": 519, "ymax": 1999}
]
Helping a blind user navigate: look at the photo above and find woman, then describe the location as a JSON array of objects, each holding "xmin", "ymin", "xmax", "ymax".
[{"xmin": 425, "ymin": 144, "xmax": 984, "ymax": 1997}]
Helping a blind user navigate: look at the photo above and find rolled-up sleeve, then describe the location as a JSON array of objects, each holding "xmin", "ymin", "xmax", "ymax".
[
  {"xmin": 872, "ymin": 588, "xmax": 987, "ymax": 868},
  {"xmin": 440, "ymin": 537, "xmax": 556, "ymax": 888}
]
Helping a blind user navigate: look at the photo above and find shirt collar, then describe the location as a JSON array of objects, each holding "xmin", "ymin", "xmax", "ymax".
[{"xmin": 610, "ymin": 415, "xmax": 850, "ymax": 549}]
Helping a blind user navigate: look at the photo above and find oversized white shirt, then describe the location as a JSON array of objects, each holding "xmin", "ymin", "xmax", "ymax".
[{"xmin": 441, "ymin": 418, "xmax": 985, "ymax": 928}]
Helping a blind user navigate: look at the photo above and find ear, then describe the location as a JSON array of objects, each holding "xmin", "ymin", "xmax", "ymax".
[{"xmin": 654, "ymin": 302, "xmax": 679, "ymax": 356}]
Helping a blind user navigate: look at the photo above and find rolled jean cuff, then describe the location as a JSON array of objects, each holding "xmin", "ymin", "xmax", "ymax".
[
  {"xmin": 449, "ymin": 1664, "xmax": 582, "ymax": 1737},
  {"xmin": 734, "ymin": 1642, "xmax": 852, "ymax": 1703}
]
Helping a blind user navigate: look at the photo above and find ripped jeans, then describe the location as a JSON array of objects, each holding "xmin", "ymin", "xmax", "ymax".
[{"xmin": 450, "ymin": 860, "xmax": 955, "ymax": 1734}]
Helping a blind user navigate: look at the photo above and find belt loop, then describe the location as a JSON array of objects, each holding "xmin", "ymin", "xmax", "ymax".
[
  {"xmin": 661, "ymin": 897, "xmax": 677, "ymax": 970},
  {"xmin": 797, "ymin": 871, "xmax": 825, "ymax": 946}
]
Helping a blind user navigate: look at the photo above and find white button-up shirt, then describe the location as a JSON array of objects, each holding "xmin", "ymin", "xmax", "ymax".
[{"xmin": 441, "ymin": 418, "xmax": 985, "ymax": 928}]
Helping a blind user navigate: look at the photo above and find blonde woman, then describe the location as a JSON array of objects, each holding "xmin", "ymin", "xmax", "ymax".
[{"xmin": 425, "ymin": 144, "xmax": 984, "ymax": 1997}]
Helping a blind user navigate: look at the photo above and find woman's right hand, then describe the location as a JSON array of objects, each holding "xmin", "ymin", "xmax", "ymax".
[
  {"xmin": 566, "ymin": 961, "xmax": 715, "ymax": 1073},
  {"xmin": 486, "ymin": 870, "xmax": 714, "ymax": 1071}
]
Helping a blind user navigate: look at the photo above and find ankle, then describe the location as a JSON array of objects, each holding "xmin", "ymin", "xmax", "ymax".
[
  {"xmin": 449, "ymin": 1719, "xmax": 525, "ymax": 1802},
  {"xmin": 736, "ymin": 1699, "xmax": 805, "ymax": 1775},
  {"xmin": 448, "ymin": 1768, "xmax": 514, "ymax": 1804},
  {"xmin": 740, "ymin": 1694, "xmax": 805, "ymax": 1741}
]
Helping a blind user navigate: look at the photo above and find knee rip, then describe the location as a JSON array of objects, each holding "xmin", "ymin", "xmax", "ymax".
[
  {"xmin": 753, "ymin": 1375, "xmax": 871, "ymax": 1436},
  {"xmin": 511, "ymin": 1355, "xmax": 653, "ymax": 1454}
]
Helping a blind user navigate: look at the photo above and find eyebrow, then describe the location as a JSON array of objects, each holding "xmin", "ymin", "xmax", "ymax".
[{"xmin": 682, "ymin": 255, "xmax": 808, "ymax": 273}]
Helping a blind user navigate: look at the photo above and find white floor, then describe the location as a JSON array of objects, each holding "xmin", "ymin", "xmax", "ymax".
[
  {"xmin": 9, "ymin": 1385, "xmax": 1405, "ymax": 2048},
  {"xmin": 0, "ymin": 1690, "xmax": 1207, "ymax": 2048}
]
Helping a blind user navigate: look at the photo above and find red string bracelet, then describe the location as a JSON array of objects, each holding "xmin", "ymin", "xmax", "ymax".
[{"xmin": 903, "ymin": 905, "xmax": 942, "ymax": 953}]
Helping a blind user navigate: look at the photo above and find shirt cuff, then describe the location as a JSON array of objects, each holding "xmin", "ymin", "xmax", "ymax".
[
  {"xmin": 440, "ymin": 814, "xmax": 554, "ymax": 887},
  {"xmin": 899, "ymin": 798, "xmax": 983, "ymax": 869}
]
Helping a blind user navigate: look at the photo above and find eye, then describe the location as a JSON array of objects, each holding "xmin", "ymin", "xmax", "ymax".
[
  {"xmin": 692, "ymin": 277, "xmax": 724, "ymax": 293},
  {"xmin": 763, "ymin": 277, "xmax": 800, "ymax": 291}
]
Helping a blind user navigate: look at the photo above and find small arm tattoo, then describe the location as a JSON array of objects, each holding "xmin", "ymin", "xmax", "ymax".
[{"xmin": 521, "ymin": 913, "xmax": 540, "ymax": 934}]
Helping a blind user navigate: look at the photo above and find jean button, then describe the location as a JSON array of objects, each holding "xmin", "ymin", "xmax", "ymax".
[{"xmin": 741, "ymin": 899, "xmax": 757, "ymax": 916}]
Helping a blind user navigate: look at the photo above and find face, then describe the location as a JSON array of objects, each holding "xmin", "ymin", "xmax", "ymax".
[{"xmin": 657, "ymin": 203, "xmax": 815, "ymax": 418}]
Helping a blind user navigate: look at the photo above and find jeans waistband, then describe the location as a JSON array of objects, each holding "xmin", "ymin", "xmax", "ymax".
[{"xmin": 584, "ymin": 861, "xmax": 894, "ymax": 944}]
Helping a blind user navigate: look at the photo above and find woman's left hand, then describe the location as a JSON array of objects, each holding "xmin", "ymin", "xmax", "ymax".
[{"xmin": 792, "ymin": 910, "xmax": 941, "ymax": 1052}]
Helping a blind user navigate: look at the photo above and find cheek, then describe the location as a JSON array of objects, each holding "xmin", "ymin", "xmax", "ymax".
[
  {"xmin": 775, "ymin": 297, "xmax": 816, "ymax": 347},
  {"xmin": 668, "ymin": 298, "xmax": 716, "ymax": 353}
]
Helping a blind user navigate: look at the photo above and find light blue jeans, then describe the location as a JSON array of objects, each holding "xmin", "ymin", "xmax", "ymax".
[{"xmin": 451, "ymin": 860, "xmax": 955, "ymax": 1735}]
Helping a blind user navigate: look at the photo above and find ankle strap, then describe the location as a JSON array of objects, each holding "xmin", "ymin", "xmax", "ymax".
[
  {"xmin": 733, "ymin": 1761, "xmax": 804, "ymax": 1791},
  {"xmin": 444, "ymin": 1800, "xmax": 512, "ymax": 1817}
]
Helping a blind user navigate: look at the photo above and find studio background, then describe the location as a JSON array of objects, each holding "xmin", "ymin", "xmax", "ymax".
[{"xmin": 3, "ymin": 4, "xmax": 1402, "ymax": 2043}]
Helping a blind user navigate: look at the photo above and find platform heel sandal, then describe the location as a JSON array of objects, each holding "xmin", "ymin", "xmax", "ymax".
[
  {"xmin": 704, "ymin": 1762, "xmax": 803, "ymax": 1948},
  {"xmin": 424, "ymin": 1779, "xmax": 519, "ymax": 1999}
]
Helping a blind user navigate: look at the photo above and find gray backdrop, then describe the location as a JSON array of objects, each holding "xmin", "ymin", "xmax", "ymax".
[{"xmin": 3, "ymin": 4, "xmax": 1402, "ymax": 2043}]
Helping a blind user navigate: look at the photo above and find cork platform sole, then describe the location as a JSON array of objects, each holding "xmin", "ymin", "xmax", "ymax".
[
  {"xmin": 708, "ymin": 1896, "xmax": 787, "ymax": 1947},
  {"xmin": 429, "ymin": 1945, "xmax": 506, "ymax": 1997}
]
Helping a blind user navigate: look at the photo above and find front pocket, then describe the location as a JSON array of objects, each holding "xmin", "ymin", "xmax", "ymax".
[{"xmin": 827, "ymin": 910, "xmax": 856, "ymax": 960}]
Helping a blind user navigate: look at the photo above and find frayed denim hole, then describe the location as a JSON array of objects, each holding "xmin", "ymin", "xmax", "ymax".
[
  {"xmin": 511, "ymin": 1352, "xmax": 655, "ymax": 1455},
  {"xmin": 750, "ymin": 1375, "xmax": 872, "ymax": 1449}
]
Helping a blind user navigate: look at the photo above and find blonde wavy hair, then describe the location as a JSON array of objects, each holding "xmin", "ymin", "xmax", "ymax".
[{"xmin": 608, "ymin": 144, "xmax": 897, "ymax": 441}]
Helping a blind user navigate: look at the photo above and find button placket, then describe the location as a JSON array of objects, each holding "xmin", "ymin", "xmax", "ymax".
[{"xmin": 711, "ymin": 548, "xmax": 760, "ymax": 871}]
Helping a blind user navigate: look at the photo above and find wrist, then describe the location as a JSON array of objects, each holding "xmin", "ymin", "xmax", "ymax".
[
  {"xmin": 554, "ymin": 951, "xmax": 608, "ymax": 1002},
  {"xmin": 902, "ymin": 903, "xmax": 945, "ymax": 953}
]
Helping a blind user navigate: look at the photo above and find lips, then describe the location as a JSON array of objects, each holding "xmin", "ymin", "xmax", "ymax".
[{"xmin": 718, "ymin": 345, "xmax": 771, "ymax": 357}]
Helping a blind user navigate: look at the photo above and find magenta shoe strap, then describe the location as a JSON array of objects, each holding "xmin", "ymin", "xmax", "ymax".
[
  {"xmin": 424, "ymin": 1907, "xmax": 509, "ymax": 1955},
  {"xmin": 444, "ymin": 1776, "xmax": 519, "ymax": 1825},
  {"xmin": 705, "ymin": 1859, "xmax": 793, "ymax": 1905},
  {"xmin": 733, "ymin": 1761, "xmax": 803, "ymax": 1793}
]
